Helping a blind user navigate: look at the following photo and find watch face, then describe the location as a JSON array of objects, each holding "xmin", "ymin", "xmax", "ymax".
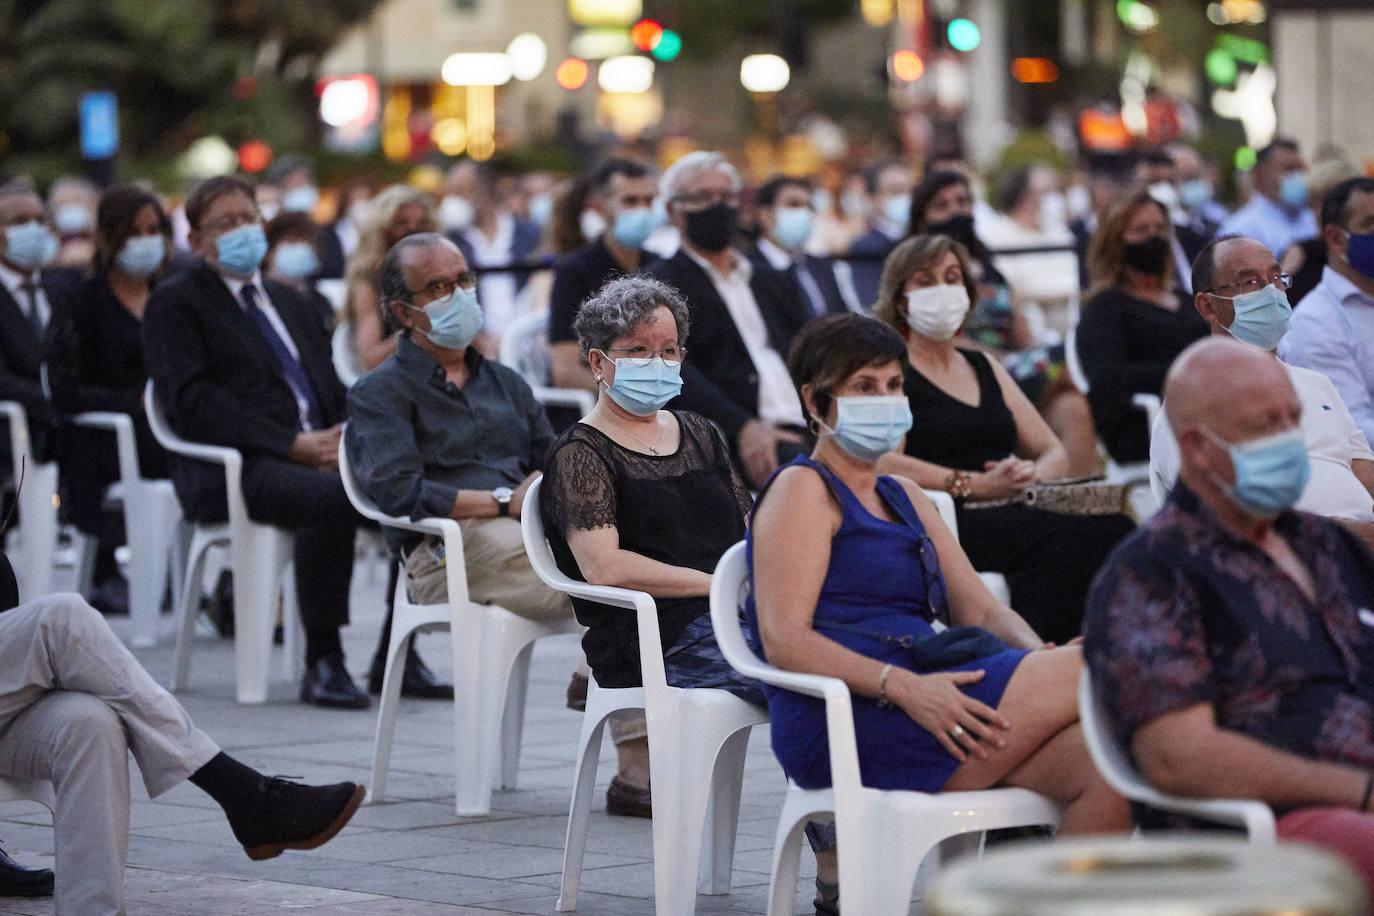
[{"xmin": 492, "ymin": 486, "xmax": 513, "ymax": 501}]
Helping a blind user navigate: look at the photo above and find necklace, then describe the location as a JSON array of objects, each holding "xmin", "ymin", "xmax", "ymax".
[{"xmin": 622, "ymin": 416, "xmax": 664, "ymax": 455}]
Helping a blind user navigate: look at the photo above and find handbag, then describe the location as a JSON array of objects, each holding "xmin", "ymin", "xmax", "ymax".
[
  {"xmin": 815, "ymin": 620, "xmax": 1013, "ymax": 673},
  {"xmin": 964, "ymin": 477, "xmax": 1129, "ymax": 516}
]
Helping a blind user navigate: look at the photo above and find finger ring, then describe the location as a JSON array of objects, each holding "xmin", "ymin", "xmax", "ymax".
[{"xmin": 950, "ymin": 725, "xmax": 965, "ymax": 738}]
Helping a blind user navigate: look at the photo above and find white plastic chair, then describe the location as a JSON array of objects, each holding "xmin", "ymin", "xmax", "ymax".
[
  {"xmin": 709, "ymin": 541, "xmax": 1063, "ymax": 916},
  {"xmin": 521, "ymin": 477, "xmax": 769, "ymax": 915},
  {"xmin": 923, "ymin": 488, "xmax": 1012, "ymax": 606},
  {"xmin": 143, "ymin": 382, "xmax": 303, "ymax": 704},
  {"xmin": 331, "ymin": 321, "xmax": 361, "ymax": 388},
  {"xmin": 68, "ymin": 412, "xmax": 183, "ymax": 648},
  {"xmin": 1078, "ymin": 668, "xmax": 1276, "ymax": 843},
  {"xmin": 337, "ymin": 437, "xmax": 581, "ymax": 816},
  {"xmin": 0, "ymin": 401, "xmax": 59, "ymax": 602},
  {"xmin": 498, "ymin": 309, "xmax": 596, "ymax": 416}
]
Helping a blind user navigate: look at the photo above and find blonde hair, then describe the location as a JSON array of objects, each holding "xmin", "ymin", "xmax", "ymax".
[
  {"xmin": 874, "ymin": 234, "xmax": 978, "ymax": 337},
  {"xmin": 343, "ymin": 185, "xmax": 437, "ymax": 324},
  {"xmin": 1085, "ymin": 189, "xmax": 1172, "ymax": 296}
]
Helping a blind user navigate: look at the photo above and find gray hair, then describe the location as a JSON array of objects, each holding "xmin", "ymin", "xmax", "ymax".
[
  {"xmin": 377, "ymin": 232, "xmax": 454, "ymax": 333},
  {"xmin": 574, "ymin": 275, "xmax": 691, "ymax": 359},
  {"xmin": 660, "ymin": 151, "xmax": 741, "ymax": 204}
]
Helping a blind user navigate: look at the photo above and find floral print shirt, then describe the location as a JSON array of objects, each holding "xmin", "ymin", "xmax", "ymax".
[{"xmin": 1084, "ymin": 481, "xmax": 1374, "ymax": 771}]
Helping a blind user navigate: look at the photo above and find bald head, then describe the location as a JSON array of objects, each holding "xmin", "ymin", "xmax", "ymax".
[{"xmin": 1166, "ymin": 337, "xmax": 1292, "ymax": 438}]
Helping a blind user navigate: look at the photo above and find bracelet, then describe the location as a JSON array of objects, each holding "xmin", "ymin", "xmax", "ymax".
[
  {"xmin": 876, "ymin": 663, "xmax": 894, "ymax": 708},
  {"xmin": 945, "ymin": 469, "xmax": 973, "ymax": 501},
  {"xmin": 1361, "ymin": 774, "xmax": 1373, "ymax": 812}
]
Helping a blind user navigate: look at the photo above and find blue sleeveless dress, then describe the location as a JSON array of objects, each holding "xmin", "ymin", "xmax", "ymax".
[{"xmin": 743, "ymin": 455, "xmax": 1029, "ymax": 792}]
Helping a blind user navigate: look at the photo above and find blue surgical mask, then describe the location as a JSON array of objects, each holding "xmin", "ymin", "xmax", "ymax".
[
  {"xmin": 411, "ymin": 286, "xmax": 483, "ymax": 350},
  {"xmin": 54, "ymin": 204, "xmax": 92, "ymax": 234},
  {"xmin": 1279, "ymin": 171, "xmax": 1308, "ymax": 208},
  {"xmin": 817, "ymin": 395, "xmax": 913, "ymax": 463},
  {"xmin": 272, "ymin": 241, "xmax": 319, "ymax": 279},
  {"xmin": 1204, "ymin": 426, "xmax": 1310, "ymax": 517},
  {"xmin": 281, "ymin": 185, "xmax": 319, "ymax": 214},
  {"xmin": 1217, "ymin": 283, "xmax": 1291, "ymax": 351},
  {"xmin": 214, "ymin": 223, "xmax": 268, "ymax": 276},
  {"xmin": 4, "ymin": 221, "xmax": 58, "ymax": 271},
  {"xmin": 115, "ymin": 235, "xmax": 165, "ymax": 278},
  {"xmin": 611, "ymin": 207, "xmax": 656, "ymax": 249},
  {"xmin": 1180, "ymin": 179, "xmax": 1211, "ymax": 210},
  {"xmin": 598, "ymin": 352, "xmax": 683, "ymax": 417},
  {"xmin": 773, "ymin": 206, "xmax": 814, "ymax": 250},
  {"xmin": 527, "ymin": 193, "xmax": 553, "ymax": 228},
  {"xmin": 882, "ymin": 193, "xmax": 910, "ymax": 228},
  {"xmin": 1342, "ymin": 230, "xmax": 1374, "ymax": 281}
]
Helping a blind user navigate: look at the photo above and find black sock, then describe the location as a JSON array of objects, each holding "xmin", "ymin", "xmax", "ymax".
[
  {"xmin": 189, "ymin": 752, "xmax": 264, "ymax": 819},
  {"xmin": 305, "ymin": 628, "xmax": 343, "ymax": 666}
]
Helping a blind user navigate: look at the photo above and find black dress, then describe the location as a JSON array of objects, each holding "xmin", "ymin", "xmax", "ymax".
[
  {"xmin": 46, "ymin": 272, "xmax": 169, "ymax": 535},
  {"xmin": 539, "ymin": 410, "xmax": 754, "ymax": 690},
  {"xmin": 1075, "ymin": 287, "xmax": 1208, "ymax": 463},
  {"xmin": 902, "ymin": 350, "xmax": 1135, "ymax": 644}
]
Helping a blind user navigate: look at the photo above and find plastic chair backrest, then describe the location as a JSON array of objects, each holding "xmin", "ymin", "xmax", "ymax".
[
  {"xmin": 1064, "ymin": 321, "xmax": 1091, "ymax": 394},
  {"xmin": 709, "ymin": 542, "xmax": 866, "ymax": 794},
  {"xmin": 143, "ymin": 381, "xmax": 241, "ymax": 467},
  {"xmin": 520, "ymin": 476, "xmax": 670, "ymax": 696},
  {"xmin": 499, "ymin": 309, "xmax": 552, "ymax": 387},
  {"xmin": 331, "ymin": 322, "xmax": 361, "ymax": 388},
  {"xmin": 923, "ymin": 488, "xmax": 959, "ymax": 539}
]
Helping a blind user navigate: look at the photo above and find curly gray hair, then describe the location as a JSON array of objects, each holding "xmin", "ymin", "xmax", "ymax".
[{"xmin": 573, "ymin": 275, "xmax": 691, "ymax": 359}]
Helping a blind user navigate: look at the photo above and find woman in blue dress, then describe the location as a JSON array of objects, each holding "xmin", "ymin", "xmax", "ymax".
[{"xmin": 746, "ymin": 313, "xmax": 1128, "ymax": 834}]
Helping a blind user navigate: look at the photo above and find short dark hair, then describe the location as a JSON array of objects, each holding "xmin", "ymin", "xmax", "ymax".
[
  {"xmin": 1255, "ymin": 138, "xmax": 1300, "ymax": 171},
  {"xmin": 787, "ymin": 313, "xmax": 909, "ymax": 423},
  {"xmin": 185, "ymin": 175, "xmax": 256, "ymax": 230},
  {"xmin": 862, "ymin": 160, "xmax": 905, "ymax": 196},
  {"xmin": 756, "ymin": 174, "xmax": 811, "ymax": 208},
  {"xmin": 378, "ymin": 232, "xmax": 452, "ymax": 333},
  {"xmin": 908, "ymin": 170, "xmax": 968, "ymax": 232},
  {"xmin": 1320, "ymin": 176, "xmax": 1374, "ymax": 229},
  {"xmin": 94, "ymin": 187, "xmax": 170, "ymax": 272},
  {"xmin": 996, "ymin": 167, "xmax": 1033, "ymax": 213},
  {"xmin": 1190, "ymin": 234, "xmax": 1246, "ymax": 295},
  {"xmin": 265, "ymin": 211, "xmax": 317, "ymax": 248},
  {"xmin": 1136, "ymin": 148, "xmax": 1175, "ymax": 169},
  {"xmin": 589, "ymin": 157, "xmax": 651, "ymax": 197}
]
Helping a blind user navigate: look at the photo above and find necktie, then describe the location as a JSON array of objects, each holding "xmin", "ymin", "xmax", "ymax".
[
  {"xmin": 18, "ymin": 281, "xmax": 43, "ymax": 340},
  {"xmin": 240, "ymin": 284, "xmax": 325, "ymax": 430}
]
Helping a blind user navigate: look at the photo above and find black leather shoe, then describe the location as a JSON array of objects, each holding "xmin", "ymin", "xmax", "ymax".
[
  {"xmin": 226, "ymin": 776, "xmax": 365, "ymax": 861},
  {"xmin": 605, "ymin": 775, "xmax": 652, "ymax": 818},
  {"xmin": 300, "ymin": 654, "xmax": 370, "ymax": 709},
  {"xmin": 368, "ymin": 648, "xmax": 454, "ymax": 700},
  {"xmin": 0, "ymin": 845, "xmax": 53, "ymax": 897}
]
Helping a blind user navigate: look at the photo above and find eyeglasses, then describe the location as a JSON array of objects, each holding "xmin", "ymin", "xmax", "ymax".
[
  {"xmin": 916, "ymin": 535, "xmax": 949, "ymax": 623},
  {"xmin": 604, "ymin": 345, "xmax": 686, "ymax": 366},
  {"xmin": 410, "ymin": 272, "xmax": 479, "ymax": 302},
  {"xmin": 201, "ymin": 213, "xmax": 260, "ymax": 233},
  {"xmin": 672, "ymin": 189, "xmax": 741, "ymax": 211},
  {"xmin": 1207, "ymin": 272, "xmax": 1292, "ymax": 296}
]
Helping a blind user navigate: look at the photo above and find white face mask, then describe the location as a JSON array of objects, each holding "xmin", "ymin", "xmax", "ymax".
[
  {"xmin": 438, "ymin": 195, "xmax": 474, "ymax": 232},
  {"xmin": 904, "ymin": 283, "xmax": 970, "ymax": 340},
  {"xmin": 579, "ymin": 208, "xmax": 607, "ymax": 242}
]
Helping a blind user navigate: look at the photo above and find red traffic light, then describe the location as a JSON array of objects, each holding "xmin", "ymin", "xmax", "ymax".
[{"xmin": 631, "ymin": 19, "xmax": 664, "ymax": 52}]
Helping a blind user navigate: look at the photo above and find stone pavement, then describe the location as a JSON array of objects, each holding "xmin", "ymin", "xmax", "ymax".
[{"xmin": 0, "ymin": 551, "xmax": 926, "ymax": 915}]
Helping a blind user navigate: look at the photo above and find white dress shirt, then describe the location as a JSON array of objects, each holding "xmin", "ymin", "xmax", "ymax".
[
  {"xmin": 1151, "ymin": 360, "xmax": 1374, "ymax": 522},
  {"xmin": 0, "ymin": 261, "xmax": 50, "ymax": 333},
  {"xmin": 1217, "ymin": 192, "xmax": 1317, "ymax": 258},
  {"xmin": 1280, "ymin": 266, "xmax": 1374, "ymax": 450},
  {"xmin": 681, "ymin": 246, "xmax": 805, "ymax": 428},
  {"xmin": 462, "ymin": 213, "xmax": 518, "ymax": 337},
  {"xmin": 220, "ymin": 272, "xmax": 314, "ymax": 430}
]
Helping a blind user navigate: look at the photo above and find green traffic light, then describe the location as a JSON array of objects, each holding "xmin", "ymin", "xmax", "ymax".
[
  {"xmin": 1206, "ymin": 48, "xmax": 1237, "ymax": 85},
  {"xmin": 947, "ymin": 18, "xmax": 980, "ymax": 52},
  {"xmin": 651, "ymin": 29, "xmax": 682, "ymax": 61}
]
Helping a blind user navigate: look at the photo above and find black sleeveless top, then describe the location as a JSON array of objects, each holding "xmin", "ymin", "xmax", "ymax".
[
  {"xmin": 902, "ymin": 348, "xmax": 1017, "ymax": 470},
  {"xmin": 539, "ymin": 410, "xmax": 752, "ymax": 688}
]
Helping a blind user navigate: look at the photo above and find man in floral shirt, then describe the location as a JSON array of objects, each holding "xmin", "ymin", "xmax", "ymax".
[{"xmin": 1085, "ymin": 337, "xmax": 1374, "ymax": 893}]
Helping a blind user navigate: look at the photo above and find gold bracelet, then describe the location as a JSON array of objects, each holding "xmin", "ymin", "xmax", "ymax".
[
  {"xmin": 945, "ymin": 469, "xmax": 973, "ymax": 500},
  {"xmin": 877, "ymin": 663, "xmax": 894, "ymax": 708}
]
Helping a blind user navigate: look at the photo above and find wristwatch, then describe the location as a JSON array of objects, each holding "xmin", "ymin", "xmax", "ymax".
[{"xmin": 492, "ymin": 486, "xmax": 514, "ymax": 517}]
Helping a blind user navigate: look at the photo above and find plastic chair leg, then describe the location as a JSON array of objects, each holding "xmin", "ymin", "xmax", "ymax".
[
  {"xmin": 700, "ymin": 727, "xmax": 751, "ymax": 895},
  {"xmin": 230, "ymin": 529, "xmax": 293, "ymax": 704},
  {"xmin": 73, "ymin": 531, "xmax": 97, "ymax": 599},
  {"xmin": 835, "ymin": 812, "xmax": 925, "ymax": 916},
  {"xmin": 765, "ymin": 813, "xmax": 813, "ymax": 916},
  {"xmin": 16, "ymin": 463, "xmax": 57, "ymax": 600},
  {"xmin": 171, "ymin": 531, "xmax": 221, "ymax": 692},
  {"xmin": 369, "ymin": 625, "xmax": 415, "ymax": 803},
  {"xmin": 124, "ymin": 482, "xmax": 180, "ymax": 649},
  {"xmin": 277, "ymin": 566, "xmax": 304, "ymax": 681},
  {"xmin": 649, "ymin": 719, "xmax": 718, "ymax": 916},
  {"xmin": 556, "ymin": 699, "xmax": 617, "ymax": 912},
  {"xmin": 498, "ymin": 642, "xmax": 533, "ymax": 791}
]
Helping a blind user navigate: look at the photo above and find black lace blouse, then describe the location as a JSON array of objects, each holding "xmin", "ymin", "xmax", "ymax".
[{"xmin": 539, "ymin": 410, "xmax": 752, "ymax": 688}]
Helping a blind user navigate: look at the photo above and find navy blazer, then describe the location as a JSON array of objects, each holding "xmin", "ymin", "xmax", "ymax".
[
  {"xmin": 0, "ymin": 267, "xmax": 81, "ymax": 462},
  {"xmin": 142, "ymin": 261, "xmax": 347, "ymax": 520},
  {"xmin": 644, "ymin": 250, "xmax": 810, "ymax": 444},
  {"xmin": 744, "ymin": 243, "xmax": 849, "ymax": 317},
  {"xmin": 845, "ymin": 227, "xmax": 901, "ymax": 311}
]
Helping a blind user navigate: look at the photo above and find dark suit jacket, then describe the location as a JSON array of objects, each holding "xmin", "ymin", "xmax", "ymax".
[
  {"xmin": 449, "ymin": 218, "xmax": 544, "ymax": 293},
  {"xmin": 745, "ymin": 243, "xmax": 848, "ymax": 317},
  {"xmin": 0, "ymin": 267, "xmax": 81, "ymax": 463},
  {"xmin": 645, "ymin": 250, "xmax": 810, "ymax": 445},
  {"xmin": 845, "ymin": 227, "xmax": 900, "ymax": 311},
  {"xmin": 315, "ymin": 221, "xmax": 347, "ymax": 281},
  {"xmin": 142, "ymin": 261, "xmax": 347, "ymax": 521}
]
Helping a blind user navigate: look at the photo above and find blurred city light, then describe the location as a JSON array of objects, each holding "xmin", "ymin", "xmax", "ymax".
[
  {"xmin": 1206, "ymin": 48, "xmax": 1238, "ymax": 85},
  {"xmin": 891, "ymin": 49, "xmax": 925, "ymax": 82},
  {"xmin": 432, "ymin": 117, "xmax": 467, "ymax": 156},
  {"xmin": 1117, "ymin": 0, "xmax": 1159, "ymax": 32},
  {"xmin": 507, "ymin": 33, "xmax": 548, "ymax": 81},
  {"xmin": 181, "ymin": 136, "xmax": 237, "ymax": 179},
  {"xmin": 556, "ymin": 57, "xmax": 590, "ymax": 89},
  {"xmin": 740, "ymin": 54, "xmax": 791, "ymax": 93},
  {"xmin": 947, "ymin": 19, "xmax": 981, "ymax": 53},
  {"xmin": 1236, "ymin": 146, "xmax": 1258, "ymax": 170},
  {"xmin": 598, "ymin": 55, "xmax": 655, "ymax": 93},
  {"xmin": 1011, "ymin": 57, "xmax": 1059, "ymax": 83},
  {"xmin": 237, "ymin": 141, "xmax": 272, "ymax": 173},
  {"xmin": 631, "ymin": 19, "xmax": 664, "ymax": 52},
  {"xmin": 570, "ymin": 28, "xmax": 634, "ymax": 59},
  {"xmin": 568, "ymin": 0, "xmax": 641, "ymax": 25},
  {"xmin": 861, "ymin": 0, "xmax": 895, "ymax": 27},
  {"xmin": 651, "ymin": 30, "xmax": 682, "ymax": 61},
  {"xmin": 1208, "ymin": 0, "xmax": 1267, "ymax": 25},
  {"xmin": 441, "ymin": 53, "xmax": 512, "ymax": 87},
  {"xmin": 1217, "ymin": 34, "xmax": 1269, "ymax": 64},
  {"xmin": 319, "ymin": 76, "xmax": 377, "ymax": 127}
]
